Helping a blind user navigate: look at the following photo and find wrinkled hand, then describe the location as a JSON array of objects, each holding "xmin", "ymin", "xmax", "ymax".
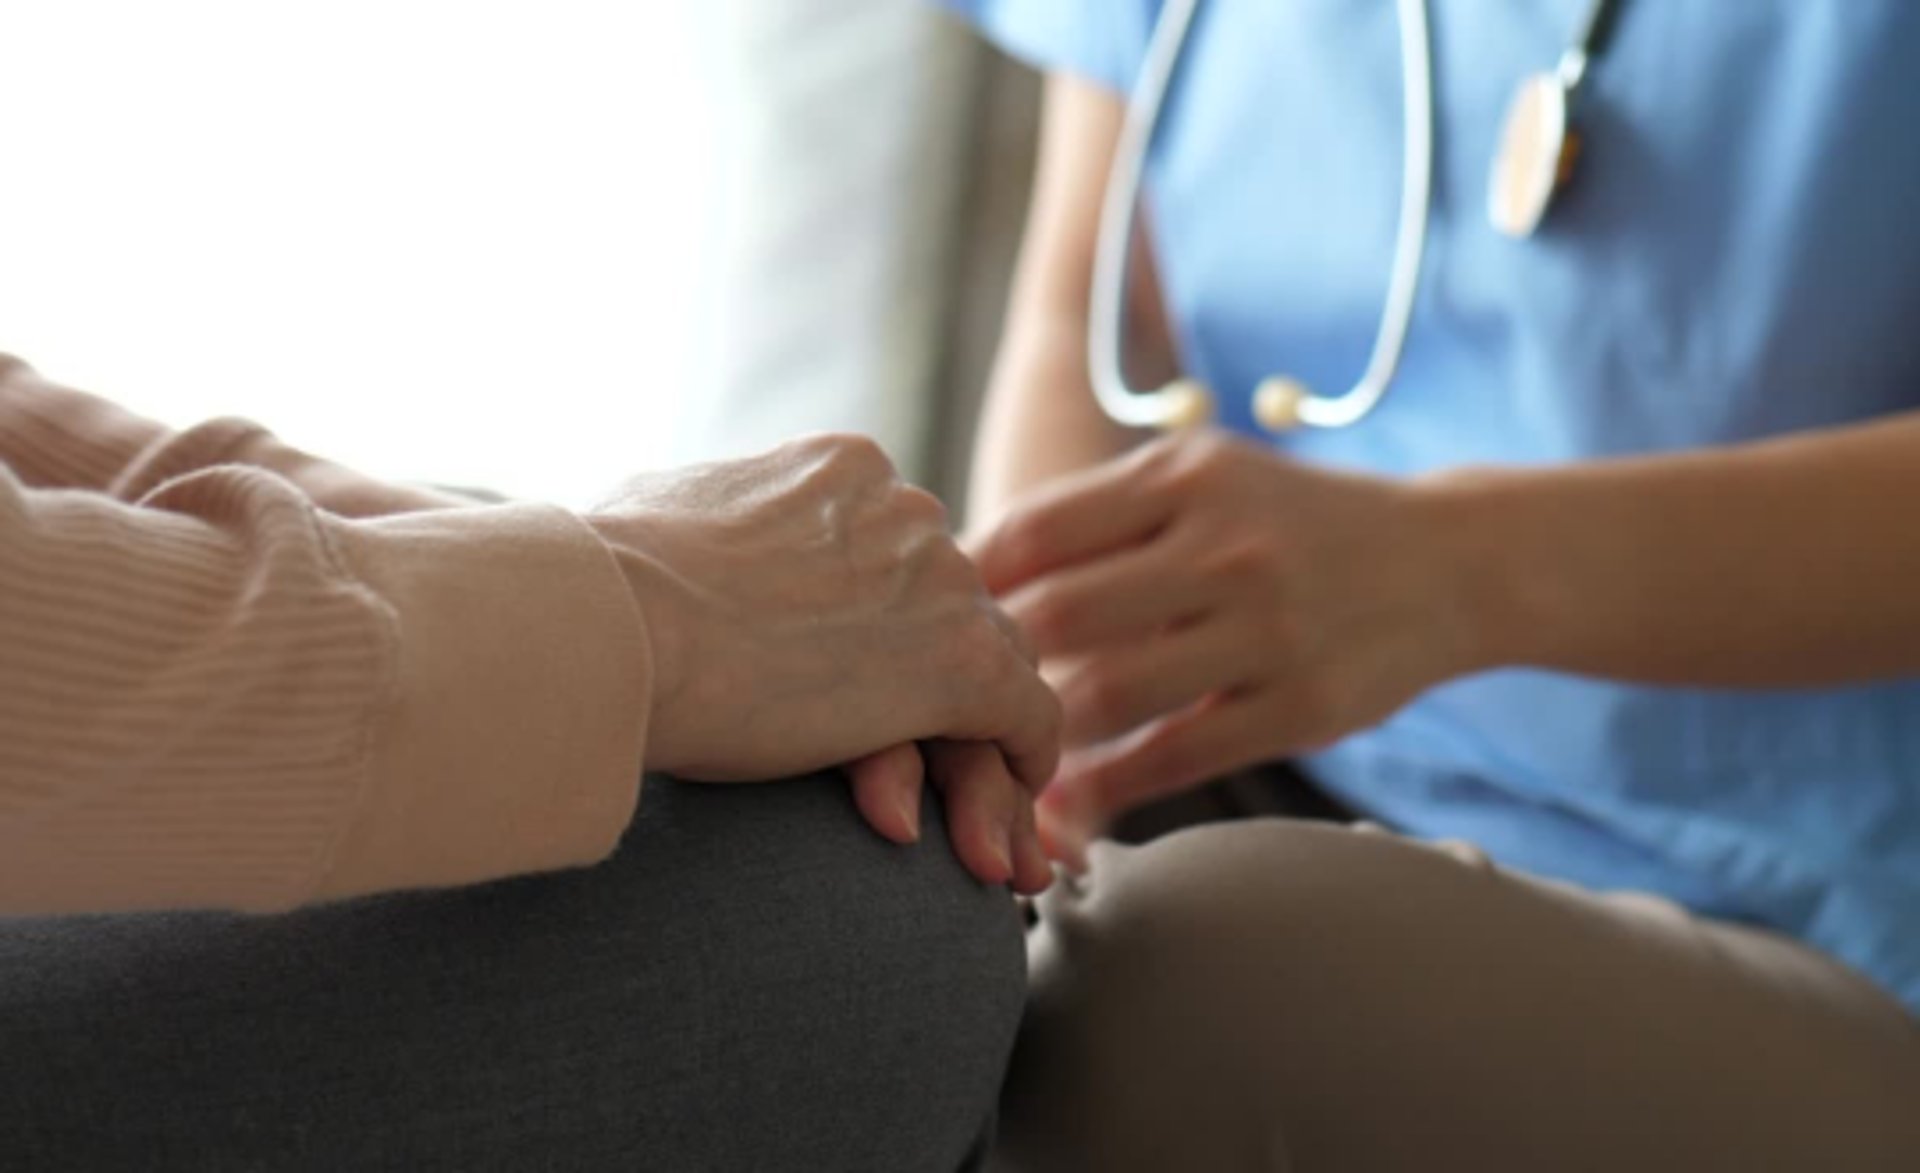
[
  {"xmin": 589, "ymin": 435, "xmax": 1059, "ymax": 893},
  {"xmin": 973, "ymin": 431, "xmax": 1479, "ymax": 861}
]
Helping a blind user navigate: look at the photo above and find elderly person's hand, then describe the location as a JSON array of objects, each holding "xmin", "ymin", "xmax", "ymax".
[{"xmin": 590, "ymin": 435, "xmax": 1059, "ymax": 894}]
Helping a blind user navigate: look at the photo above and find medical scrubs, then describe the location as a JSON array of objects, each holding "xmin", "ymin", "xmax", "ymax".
[{"xmin": 941, "ymin": 0, "xmax": 1920, "ymax": 1016}]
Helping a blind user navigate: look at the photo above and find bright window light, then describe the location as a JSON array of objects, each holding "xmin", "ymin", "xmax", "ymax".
[{"xmin": 0, "ymin": 2, "xmax": 719, "ymax": 507}]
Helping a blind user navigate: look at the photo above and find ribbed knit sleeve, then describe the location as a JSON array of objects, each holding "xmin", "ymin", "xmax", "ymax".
[
  {"xmin": 0, "ymin": 358, "xmax": 651, "ymax": 914},
  {"xmin": 0, "ymin": 353, "xmax": 468, "ymax": 518}
]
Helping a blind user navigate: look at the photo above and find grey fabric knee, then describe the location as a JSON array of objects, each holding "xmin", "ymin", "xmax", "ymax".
[{"xmin": 0, "ymin": 774, "xmax": 1024, "ymax": 1172}]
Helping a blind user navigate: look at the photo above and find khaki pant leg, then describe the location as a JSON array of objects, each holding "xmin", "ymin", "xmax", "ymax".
[{"xmin": 996, "ymin": 820, "xmax": 1920, "ymax": 1172}]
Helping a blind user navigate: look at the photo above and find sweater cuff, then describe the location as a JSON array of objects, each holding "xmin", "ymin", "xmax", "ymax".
[{"xmin": 315, "ymin": 502, "xmax": 651, "ymax": 902}]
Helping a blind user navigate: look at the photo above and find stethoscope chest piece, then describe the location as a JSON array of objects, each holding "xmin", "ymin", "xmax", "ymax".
[
  {"xmin": 1489, "ymin": 73, "xmax": 1579, "ymax": 239},
  {"xmin": 1488, "ymin": 0, "xmax": 1620, "ymax": 240}
]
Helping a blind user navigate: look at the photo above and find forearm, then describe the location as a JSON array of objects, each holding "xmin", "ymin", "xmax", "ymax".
[
  {"xmin": 0, "ymin": 355, "xmax": 465, "ymax": 517},
  {"xmin": 1427, "ymin": 411, "xmax": 1920, "ymax": 687},
  {"xmin": 966, "ymin": 314, "xmax": 1140, "ymax": 528},
  {"xmin": 0, "ymin": 462, "xmax": 649, "ymax": 915},
  {"xmin": 966, "ymin": 72, "xmax": 1161, "ymax": 529}
]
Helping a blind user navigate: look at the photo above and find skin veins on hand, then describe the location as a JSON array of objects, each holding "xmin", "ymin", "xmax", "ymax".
[{"xmin": 586, "ymin": 435, "xmax": 1060, "ymax": 893}]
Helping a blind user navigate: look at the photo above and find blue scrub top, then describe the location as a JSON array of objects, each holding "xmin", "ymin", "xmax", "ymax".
[{"xmin": 941, "ymin": 0, "xmax": 1920, "ymax": 1014}]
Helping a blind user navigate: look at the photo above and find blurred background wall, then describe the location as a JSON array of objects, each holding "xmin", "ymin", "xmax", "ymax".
[
  {"xmin": 0, "ymin": 0, "xmax": 1035, "ymax": 511},
  {"xmin": 687, "ymin": 0, "xmax": 1037, "ymax": 514}
]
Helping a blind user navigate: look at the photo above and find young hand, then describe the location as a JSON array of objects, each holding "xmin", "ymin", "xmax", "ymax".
[{"xmin": 974, "ymin": 431, "xmax": 1482, "ymax": 857}]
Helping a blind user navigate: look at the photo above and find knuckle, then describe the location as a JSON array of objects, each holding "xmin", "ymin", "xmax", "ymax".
[
  {"xmin": 1205, "ymin": 536, "xmax": 1284, "ymax": 586},
  {"xmin": 947, "ymin": 614, "xmax": 1015, "ymax": 686},
  {"xmin": 982, "ymin": 657, "xmax": 1060, "ymax": 754},
  {"xmin": 922, "ymin": 537, "xmax": 983, "ymax": 592},
  {"xmin": 1016, "ymin": 585, "xmax": 1074, "ymax": 648},
  {"xmin": 813, "ymin": 432, "xmax": 894, "ymax": 478},
  {"xmin": 1071, "ymin": 668, "xmax": 1136, "ymax": 732},
  {"xmin": 893, "ymin": 484, "xmax": 951, "ymax": 530},
  {"xmin": 992, "ymin": 507, "xmax": 1051, "ymax": 566},
  {"xmin": 1019, "ymin": 684, "xmax": 1065, "ymax": 764},
  {"xmin": 998, "ymin": 606, "xmax": 1041, "ymax": 667},
  {"xmin": 783, "ymin": 431, "xmax": 842, "ymax": 461}
]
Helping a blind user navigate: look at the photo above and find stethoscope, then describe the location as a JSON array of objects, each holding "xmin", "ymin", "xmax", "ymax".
[{"xmin": 1091, "ymin": 0, "xmax": 1623, "ymax": 435}]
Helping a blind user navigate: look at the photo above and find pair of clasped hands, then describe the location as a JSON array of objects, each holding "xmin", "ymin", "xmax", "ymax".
[{"xmin": 596, "ymin": 428, "xmax": 1457, "ymax": 893}]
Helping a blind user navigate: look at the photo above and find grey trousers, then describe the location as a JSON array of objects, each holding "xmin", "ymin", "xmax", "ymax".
[{"xmin": 0, "ymin": 774, "xmax": 1025, "ymax": 1172}]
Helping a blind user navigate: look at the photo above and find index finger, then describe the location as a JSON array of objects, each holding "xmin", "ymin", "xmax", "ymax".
[{"xmin": 972, "ymin": 448, "xmax": 1179, "ymax": 596}]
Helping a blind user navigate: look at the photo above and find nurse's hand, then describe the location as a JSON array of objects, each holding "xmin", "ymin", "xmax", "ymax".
[
  {"xmin": 590, "ymin": 435, "xmax": 1058, "ymax": 894},
  {"xmin": 973, "ymin": 431, "xmax": 1481, "ymax": 857}
]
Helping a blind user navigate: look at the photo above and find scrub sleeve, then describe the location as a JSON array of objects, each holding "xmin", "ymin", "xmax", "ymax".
[{"xmin": 935, "ymin": 0, "xmax": 1152, "ymax": 94}]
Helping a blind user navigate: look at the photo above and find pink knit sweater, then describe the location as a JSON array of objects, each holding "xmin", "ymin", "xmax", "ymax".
[{"xmin": 0, "ymin": 355, "xmax": 651, "ymax": 915}]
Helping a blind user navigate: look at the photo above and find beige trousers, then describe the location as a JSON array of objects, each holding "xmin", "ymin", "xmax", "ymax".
[{"xmin": 994, "ymin": 820, "xmax": 1920, "ymax": 1172}]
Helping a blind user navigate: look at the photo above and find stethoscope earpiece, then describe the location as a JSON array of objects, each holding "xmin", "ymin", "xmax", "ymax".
[
  {"xmin": 1158, "ymin": 378, "xmax": 1217, "ymax": 430},
  {"xmin": 1142, "ymin": 375, "xmax": 1330, "ymax": 435},
  {"xmin": 1127, "ymin": 376, "xmax": 1309, "ymax": 434},
  {"xmin": 1253, "ymin": 377, "xmax": 1310, "ymax": 434}
]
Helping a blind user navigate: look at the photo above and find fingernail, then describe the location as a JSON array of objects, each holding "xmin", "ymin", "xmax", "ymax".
[
  {"xmin": 990, "ymin": 831, "xmax": 1015, "ymax": 880},
  {"xmin": 1015, "ymin": 831, "xmax": 1054, "ymax": 894},
  {"xmin": 896, "ymin": 794, "xmax": 922, "ymax": 843}
]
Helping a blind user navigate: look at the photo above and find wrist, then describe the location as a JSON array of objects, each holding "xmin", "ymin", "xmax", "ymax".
[
  {"xmin": 1406, "ymin": 465, "xmax": 1556, "ymax": 676},
  {"xmin": 582, "ymin": 515, "xmax": 690, "ymax": 755}
]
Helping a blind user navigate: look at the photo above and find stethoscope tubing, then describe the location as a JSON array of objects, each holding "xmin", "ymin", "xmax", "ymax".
[{"xmin": 1089, "ymin": 0, "xmax": 1435, "ymax": 434}]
